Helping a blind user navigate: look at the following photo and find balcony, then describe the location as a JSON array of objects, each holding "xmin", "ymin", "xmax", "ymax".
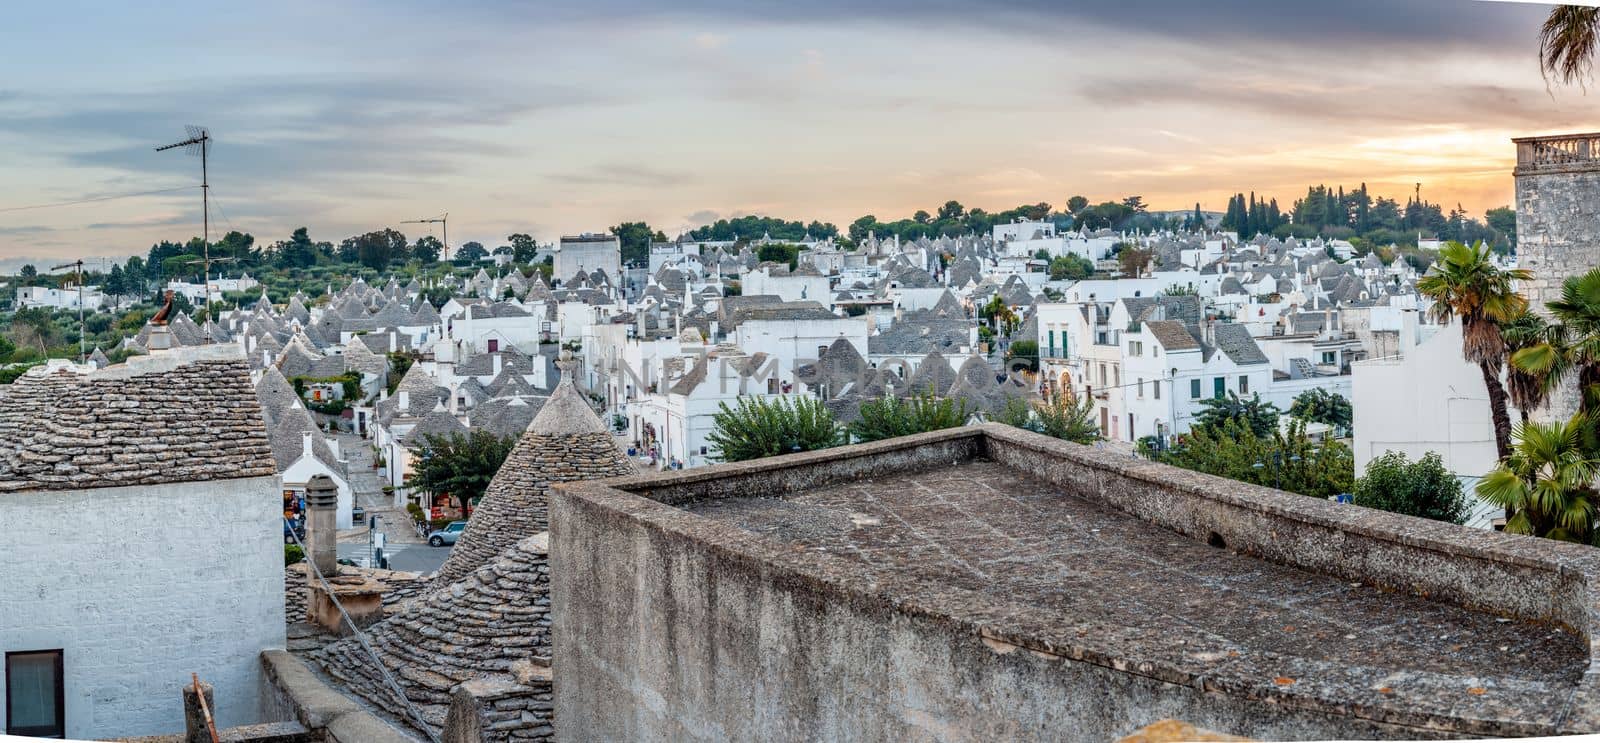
[{"xmin": 1514, "ymin": 132, "xmax": 1600, "ymax": 175}]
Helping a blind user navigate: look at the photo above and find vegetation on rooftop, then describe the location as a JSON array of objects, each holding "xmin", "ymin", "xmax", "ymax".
[{"xmin": 706, "ymin": 395, "xmax": 843, "ymax": 462}]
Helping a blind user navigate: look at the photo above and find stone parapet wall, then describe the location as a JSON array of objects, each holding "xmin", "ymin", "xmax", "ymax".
[{"xmin": 553, "ymin": 424, "xmax": 1600, "ymax": 740}]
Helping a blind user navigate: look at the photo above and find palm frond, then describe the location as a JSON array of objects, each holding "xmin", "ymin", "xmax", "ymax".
[{"xmin": 1542, "ymin": 6, "xmax": 1600, "ymax": 88}]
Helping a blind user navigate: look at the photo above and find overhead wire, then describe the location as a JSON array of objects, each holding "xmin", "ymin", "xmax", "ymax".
[{"xmin": 0, "ymin": 185, "xmax": 199, "ymax": 215}]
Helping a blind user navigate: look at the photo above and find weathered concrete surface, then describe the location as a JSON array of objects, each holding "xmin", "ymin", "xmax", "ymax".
[
  {"xmin": 551, "ymin": 424, "xmax": 1600, "ymax": 741},
  {"xmin": 260, "ymin": 649, "xmax": 418, "ymax": 742}
]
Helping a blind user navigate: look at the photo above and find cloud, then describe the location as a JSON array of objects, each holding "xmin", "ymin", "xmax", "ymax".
[
  {"xmin": 0, "ymin": 225, "xmax": 55, "ymax": 236},
  {"xmin": 693, "ymin": 32, "xmax": 728, "ymax": 50},
  {"xmin": 552, "ymin": 165, "xmax": 691, "ymax": 188},
  {"xmin": 684, "ymin": 209, "xmax": 722, "ymax": 224}
]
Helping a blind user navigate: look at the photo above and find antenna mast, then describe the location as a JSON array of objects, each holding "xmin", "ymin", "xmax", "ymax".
[
  {"xmin": 156, "ymin": 126, "xmax": 215, "ymax": 341},
  {"xmin": 50, "ymin": 259, "xmax": 86, "ymax": 364}
]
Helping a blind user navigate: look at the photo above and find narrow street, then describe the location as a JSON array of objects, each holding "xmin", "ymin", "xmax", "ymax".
[{"xmin": 335, "ymin": 433, "xmax": 450, "ymax": 575}]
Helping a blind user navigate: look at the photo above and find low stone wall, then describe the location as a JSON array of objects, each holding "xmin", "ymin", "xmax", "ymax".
[
  {"xmin": 260, "ymin": 649, "xmax": 418, "ymax": 742},
  {"xmin": 442, "ymin": 661, "xmax": 555, "ymax": 743},
  {"xmin": 552, "ymin": 424, "xmax": 1600, "ymax": 740}
]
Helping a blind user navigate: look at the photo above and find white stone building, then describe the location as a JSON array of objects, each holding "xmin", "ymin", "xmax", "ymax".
[{"xmin": 0, "ymin": 345, "xmax": 284, "ymax": 739}]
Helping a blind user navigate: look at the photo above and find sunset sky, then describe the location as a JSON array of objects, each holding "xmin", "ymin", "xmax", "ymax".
[{"xmin": 1, "ymin": 0, "xmax": 1596, "ymax": 263}]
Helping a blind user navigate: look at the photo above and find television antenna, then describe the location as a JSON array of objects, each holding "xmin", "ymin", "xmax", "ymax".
[
  {"xmin": 49, "ymin": 259, "xmax": 86, "ymax": 364},
  {"xmin": 183, "ymin": 255, "xmax": 237, "ymax": 342},
  {"xmin": 156, "ymin": 126, "xmax": 216, "ymax": 340},
  {"xmin": 401, "ymin": 213, "xmax": 448, "ymax": 260}
]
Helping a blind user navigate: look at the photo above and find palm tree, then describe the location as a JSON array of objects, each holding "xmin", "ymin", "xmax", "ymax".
[
  {"xmin": 1541, "ymin": 6, "xmax": 1600, "ymax": 87},
  {"xmin": 1417, "ymin": 242, "xmax": 1532, "ymax": 460},
  {"xmin": 1503, "ymin": 311, "xmax": 1554, "ymax": 424},
  {"xmin": 1511, "ymin": 269, "xmax": 1600, "ymax": 418},
  {"xmin": 1477, "ymin": 415, "xmax": 1600, "ymax": 543}
]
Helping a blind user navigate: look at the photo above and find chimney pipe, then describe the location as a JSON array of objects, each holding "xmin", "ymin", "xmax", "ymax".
[{"xmin": 306, "ymin": 474, "xmax": 340, "ymax": 577}]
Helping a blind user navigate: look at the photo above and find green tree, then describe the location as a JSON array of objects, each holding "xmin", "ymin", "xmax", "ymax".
[
  {"xmin": 610, "ymin": 222, "xmax": 663, "ymax": 266},
  {"xmin": 1503, "ymin": 310, "xmax": 1555, "ymax": 424},
  {"xmin": 707, "ymin": 396, "xmax": 842, "ymax": 462},
  {"xmin": 1512, "ymin": 269, "xmax": 1600, "ymax": 424},
  {"xmin": 18, "ymin": 264, "xmax": 36, "ymax": 285},
  {"xmin": 412, "ymin": 236, "xmax": 443, "ymax": 264},
  {"xmin": 0, "ymin": 332, "xmax": 14, "ymax": 362},
  {"xmin": 1066, "ymin": 195, "xmax": 1089, "ymax": 214},
  {"xmin": 1117, "ymin": 245, "xmax": 1152, "ymax": 277},
  {"xmin": 1477, "ymin": 415, "xmax": 1600, "ymax": 543},
  {"xmin": 1160, "ymin": 419, "xmax": 1354, "ymax": 499},
  {"xmin": 1194, "ymin": 392, "xmax": 1280, "ymax": 438},
  {"xmin": 1048, "ymin": 255, "xmax": 1094, "ymax": 281},
  {"xmin": 508, "ymin": 233, "xmax": 538, "ymax": 264},
  {"xmin": 405, "ymin": 430, "xmax": 517, "ymax": 516},
  {"xmin": 756, "ymin": 243, "xmax": 800, "ymax": 270},
  {"xmin": 1004, "ymin": 340, "xmax": 1039, "ymax": 373},
  {"xmin": 1485, "ymin": 206, "xmax": 1517, "ymax": 251},
  {"xmin": 1288, "ymin": 388, "xmax": 1353, "ymax": 433},
  {"xmin": 454, "ymin": 241, "xmax": 488, "ymax": 263},
  {"xmin": 849, "ymin": 394, "xmax": 970, "ymax": 443},
  {"xmin": 1353, "ymin": 451, "xmax": 1469, "ymax": 525},
  {"xmin": 1419, "ymin": 241, "xmax": 1532, "ymax": 459},
  {"xmin": 937, "ymin": 200, "xmax": 965, "ymax": 221},
  {"xmin": 995, "ymin": 392, "xmax": 1100, "ymax": 445},
  {"xmin": 341, "ymin": 228, "xmax": 408, "ymax": 271}
]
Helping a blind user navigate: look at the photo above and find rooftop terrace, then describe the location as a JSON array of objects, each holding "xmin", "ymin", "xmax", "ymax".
[
  {"xmin": 689, "ymin": 460, "xmax": 1584, "ymax": 720},
  {"xmin": 555, "ymin": 425, "xmax": 1600, "ymax": 740}
]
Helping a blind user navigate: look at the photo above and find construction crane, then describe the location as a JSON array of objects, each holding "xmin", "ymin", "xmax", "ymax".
[
  {"xmin": 402, "ymin": 213, "xmax": 448, "ymax": 260},
  {"xmin": 49, "ymin": 259, "xmax": 86, "ymax": 364}
]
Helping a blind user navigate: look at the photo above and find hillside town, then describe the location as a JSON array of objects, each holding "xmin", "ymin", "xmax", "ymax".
[{"xmin": 12, "ymin": 2, "xmax": 1600, "ymax": 741}]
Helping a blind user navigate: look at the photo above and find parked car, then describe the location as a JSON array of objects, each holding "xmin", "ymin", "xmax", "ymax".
[
  {"xmin": 283, "ymin": 517, "xmax": 305, "ymax": 544},
  {"xmin": 428, "ymin": 521, "xmax": 467, "ymax": 547}
]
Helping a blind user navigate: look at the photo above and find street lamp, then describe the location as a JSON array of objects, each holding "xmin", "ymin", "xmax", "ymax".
[{"xmin": 1254, "ymin": 451, "xmax": 1302, "ymax": 490}]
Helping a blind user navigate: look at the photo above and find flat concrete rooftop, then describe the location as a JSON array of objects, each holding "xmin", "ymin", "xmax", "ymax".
[
  {"xmin": 688, "ymin": 460, "xmax": 1584, "ymax": 715},
  {"xmin": 555, "ymin": 424, "xmax": 1600, "ymax": 739}
]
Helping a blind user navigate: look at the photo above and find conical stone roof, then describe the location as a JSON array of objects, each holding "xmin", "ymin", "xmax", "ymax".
[
  {"xmin": 313, "ymin": 535, "xmax": 552, "ymax": 734},
  {"xmin": 431, "ymin": 359, "xmax": 632, "ymax": 585}
]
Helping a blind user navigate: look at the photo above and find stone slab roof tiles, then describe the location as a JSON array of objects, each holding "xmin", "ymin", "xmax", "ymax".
[
  {"xmin": 432, "ymin": 363, "xmax": 633, "ymax": 585},
  {"xmin": 314, "ymin": 536, "xmax": 554, "ymax": 735},
  {"xmin": 0, "ymin": 356, "xmax": 275, "ymax": 492}
]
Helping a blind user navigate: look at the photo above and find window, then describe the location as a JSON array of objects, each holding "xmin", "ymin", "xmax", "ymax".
[
  {"xmin": 767, "ymin": 378, "xmax": 779, "ymax": 394},
  {"xmin": 1213, "ymin": 377, "xmax": 1225, "ymax": 398},
  {"xmin": 1239, "ymin": 375, "xmax": 1249, "ymax": 394},
  {"xmin": 6, "ymin": 650, "xmax": 63, "ymax": 738},
  {"xmin": 1137, "ymin": 378, "xmax": 1144, "ymax": 398},
  {"xmin": 1190, "ymin": 379, "xmax": 1201, "ymax": 399},
  {"xmin": 1154, "ymin": 380, "xmax": 1161, "ymax": 400},
  {"xmin": 1321, "ymin": 351, "xmax": 1336, "ymax": 365},
  {"xmin": 1099, "ymin": 363, "xmax": 1107, "ymax": 386}
]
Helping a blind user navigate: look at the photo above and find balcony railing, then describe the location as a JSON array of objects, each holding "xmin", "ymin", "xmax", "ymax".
[{"xmin": 1515, "ymin": 133, "xmax": 1600, "ymax": 173}]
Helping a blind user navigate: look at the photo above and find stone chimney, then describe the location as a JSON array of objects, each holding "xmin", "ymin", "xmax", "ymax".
[
  {"xmin": 492, "ymin": 354, "xmax": 503, "ymax": 376},
  {"xmin": 389, "ymin": 331, "xmax": 397, "ymax": 353},
  {"xmin": 148, "ymin": 325, "xmax": 172, "ymax": 351},
  {"xmin": 302, "ymin": 431, "xmax": 314, "ymax": 461},
  {"xmin": 397, "ymin": 389, "xmax": 410, "ymax": 410},
  {"xmin": 1400, "ymin": 308, "xmax": 1419, "ymax": 355},
  {"xmin": 306, "ymin": 474, "xmax": 340, "ymax": 577}
]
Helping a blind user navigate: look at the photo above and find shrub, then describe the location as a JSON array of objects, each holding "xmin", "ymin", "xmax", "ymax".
[
  {"xmin": 1354, "ymin": 451, "xmax": 1468, "ymax": 525},
  {"xmin": 1004, "ymin": 340, "xmax": 1039, "ymax": 373},
  {"xmin": 849, "ymin": 394, "xmax": 971, "ymax": 443},
  {"xmin": 707, "ymin": 395, "xmax": 842, "ymax": 462},
  {"xmin": 996, "ymin": 392, "xmax": 1100, "ymax": 445},
  {"xmin": 284, "ymin": 544, "xmax": 305, "ymax": 566}
]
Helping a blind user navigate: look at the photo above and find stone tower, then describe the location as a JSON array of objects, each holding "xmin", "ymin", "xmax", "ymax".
[
  {"xmin": 1513, "ymin": 132, "xmax": 1600, "ymax": 418},
  {"xmin": 1514, "ymin": 133, "xmax": 1600, "ymax": 312}
]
